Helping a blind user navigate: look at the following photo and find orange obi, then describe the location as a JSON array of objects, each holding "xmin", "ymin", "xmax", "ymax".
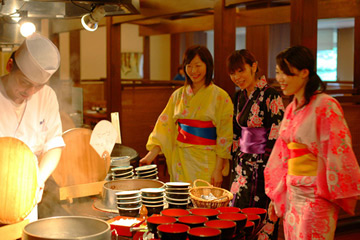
[{"xmin": 287, "ymin": 142, "xmax": 318, "ymax": 176}]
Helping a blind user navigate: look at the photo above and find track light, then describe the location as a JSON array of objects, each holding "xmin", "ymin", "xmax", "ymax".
[
  {"xmin": 81, "ymin": 5, "xmax": 106, "ymax": 32},
  {"xmin": 19, "ymin": 21, "xmax": 36, "ymax": 37}
]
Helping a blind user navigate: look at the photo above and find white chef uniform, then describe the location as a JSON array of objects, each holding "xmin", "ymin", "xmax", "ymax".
[{"xmin": 0, "ymin": 33, "xmax": 65, "ymax": 222}]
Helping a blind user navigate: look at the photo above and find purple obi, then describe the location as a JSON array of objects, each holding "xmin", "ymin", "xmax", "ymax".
[{"xmin": 239, "ymin": 127, "xmax": 268, "ymax": 154}]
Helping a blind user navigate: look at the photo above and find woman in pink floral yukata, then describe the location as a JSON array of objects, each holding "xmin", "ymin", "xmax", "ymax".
[
  {"xmin": 227, "ymin": 49, "xmax": 284, "ymax": 240},
  {"xmin": 265, "ymin": 45, "xmax": 360, "ymax": 240}
]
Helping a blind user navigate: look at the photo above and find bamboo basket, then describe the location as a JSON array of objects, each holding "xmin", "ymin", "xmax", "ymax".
[{"xmin": 189, "ymin": 179, "xmax": 233, "ymax": 209}]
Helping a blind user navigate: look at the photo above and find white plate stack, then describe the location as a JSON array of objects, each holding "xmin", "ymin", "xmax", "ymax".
[
  {"xmin": 111, "ymin": 165, "xmax": 134, "ymax": 180},
  {"xmin": 135, "ymin": 164, "xmax": 158, "ymax": 179},
  {"xmin": 165, "ymin": 182, "xmax": 191, "ymax": 209},
  {"xmin": 140, "ymin": 188, "xmax": 165, "ymax": 216}
]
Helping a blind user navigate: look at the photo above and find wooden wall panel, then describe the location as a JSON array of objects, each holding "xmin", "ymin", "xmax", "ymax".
[
  {"xmin": 290, "ymin": 0, "xmax": 318, "ymax": 54},
  {"xmin": 246, "ymin": 25, "xmax": 270, "ymax": 79},
  {"xmin": 106, "ymin": 18, "xmax": 122, "ymax": 120},
  {"xmin": 69, "ymin": 30, "xmax": 80, "ymax": 83},
  {"xmin": 214, "ymin": 0, "xmax": 236, "ymax": 97},
  {"xmin": 354, "ymin": 17, "xmax": 360, "ymax": 94}
]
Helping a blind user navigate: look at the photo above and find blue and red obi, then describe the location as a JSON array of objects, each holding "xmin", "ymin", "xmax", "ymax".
[{"xmin": 177, "ymin": 119, "xmax": 217, "ymax": 145}]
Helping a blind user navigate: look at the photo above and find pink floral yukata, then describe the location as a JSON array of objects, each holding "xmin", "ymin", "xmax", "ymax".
[{"xmin": 265, "ymin": 93, "xmax": 360, "ymax": 240}]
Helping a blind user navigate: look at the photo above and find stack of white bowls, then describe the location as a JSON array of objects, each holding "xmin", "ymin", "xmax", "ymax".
[
  {"xmin": 111, "ymin": 165, "xmax": 134, "ymax": 180},
  {"xmin": 141, "ymin": 188, "xmax": 165, "ymax": 216},
  {"xmin": 135, "ymin": 164, "xmax": 158, "ymax": 179},
  {"xmin": 165, "ymin": 182, "xmax": 191, "ymax": 209},
  {"xmin": 115, "ymin": 190, "xmax": 142, "ymax": 217}
]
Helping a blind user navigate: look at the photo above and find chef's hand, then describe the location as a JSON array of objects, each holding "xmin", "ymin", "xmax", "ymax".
[
  {"xmin": 268, "ymin": 201, "xmax": 279, "ymax": 222},
  {"xmin": 36, "ymin": 181, "xmax": 45, "ymax": 204},
  {"xmin": 211, "ymin": 168, "xmax": 223, "ymax": 187}
]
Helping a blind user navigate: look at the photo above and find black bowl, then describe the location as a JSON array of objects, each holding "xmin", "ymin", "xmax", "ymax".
[
  {"xmin": 241, "ymin": 207, "xmax": 267, "ymax": 223},
  {"xmin": 147, "ymin": 215, "xmax": 177, "ymax": 233},
  {"xmin": 244, "ymin": 221, "xmax": 255, "ymax": 237},
  {"xmin": 246, "ymin": 214, "xmax": 261, "ymax": 229},
  {"xmin": 166, "ymin": 192, "xmax": 189, "ymax": 199},
  {"xmin": 167, "ymin": 201, "xmax": 189, "ymax": 209},
  {"xmin": 165, "ymin": 196, "xmax": 189, "ymax": 204},
  {"xmin": 116, "ymin": 195, "xmax": 141, "ymax": 203},
  {"xmin": 157, "ymin": 223, "xmax": 190, "ymax": 240},
  {"xmin": 165, "ymin": 187, "xmax": 190, "ymax": 193},
  {"xmin": 117, "ymin": 200, "xmax": 141, "ymax": 209},
  {"xmin": 188, "ymin": 227, "xmax": 221, "ymax": 240},
  {"xmin": 161, "ymin": 208, "xmax": 190, "ymax": 218},
  {"xmin": 165, "ymin": 182, "xmax": 191, "ymax": 189},
  {"xmin": 111, "ymin": 166, "xmax": 133, "ymax": 175},
  {"xmin": 178, "ymin": 215, "xmax": 208, "ymax": 228},
  {"xmin": 205, "ymin": 220, "xmax": 236, "ymax": 240},
  {"xmin": 217, "ymin": 212, "xmax": 247, "ymax": 234},
  {"xmin": 118, "ymin": 205, "xmax": 141, "ymax": 217},
  {"xmin": 215, "ymin": 206, "xmax": 241, "ymax": 214},
  {"xmin": 144, "ymin": 204, "xmax": 165, "ymax": 216},
  {"xmin": 189, "ymin": 208, "xmax": 220, "ymax": 220},
  {"xmin": 141, "ymin": 188, "xmax": 165, "ymax": 197},
  {"xmin": 142, "ymin": 199, "xmax": 164, "ymax": 206}
]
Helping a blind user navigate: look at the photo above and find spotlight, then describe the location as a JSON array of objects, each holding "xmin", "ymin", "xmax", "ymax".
[
  {"xmin": 20, "ymin": 21, "xmax": 36, "ymax": 37},
  {"xmin": 81, "ymin": 5, "xmax": 106, "ymax": 32}
]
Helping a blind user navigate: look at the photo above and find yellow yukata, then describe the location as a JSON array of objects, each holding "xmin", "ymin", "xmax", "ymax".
[{"xmin": 146, "ymin": 83, "xmax": 233, "ymax": 183}]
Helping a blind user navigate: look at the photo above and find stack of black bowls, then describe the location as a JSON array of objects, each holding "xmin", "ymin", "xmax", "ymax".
[
  {"xmin": 141, "ymin": 188, "xmax": 165, "ymax": 216},
  {"xmin": 165, "ymin": 182, "xmax": 191, "ymax": 209},
  {"xmin": 115, "ymin": 190, "xmax": 142, "ymax": 217},
  {"xmin": 135, "ymin": 164, "xmax": 158, "ymax": 179},
  {"xmin": 111, "ymin": 165, "xmax": 134, "ymax": 180}
]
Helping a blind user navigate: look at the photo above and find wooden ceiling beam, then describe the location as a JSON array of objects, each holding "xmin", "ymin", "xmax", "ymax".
[
  {"xmin": 112, "ymin": 0, "xmax": 216, "ymax": 24},
  {"xmin": 225, "ymin": 0, "xmax": 260, "ymax": 7},
  {"xmin": 139, "ymin": 16, "xmax": 214, "ymax": 36}
]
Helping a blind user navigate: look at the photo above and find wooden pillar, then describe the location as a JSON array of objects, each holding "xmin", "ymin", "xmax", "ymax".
[
  {"xmin": 171, "ymin": 34, "xmax": 181, "ymax": 80},
  {"xmin": 49, "ymin": 33, "xmax": 60, "ymax": 82},
  {"xmin": 106, "ymin": 17, "xmax": 122, "ymax": 121},
  {"xmin": 214, "ymin": 0, "xmax": 236, "ymax": 97},
  {"xmin": 354, "ymin": 16, "xmax": 360, "ymax": 94},
  {"xmin": 69, "ymin": 30, "xmax": 80, "ymax": 83},
  {"xmin": 290, "ymin": 0, "xmax": 318, "ymax": 55},
  {"xmin": 246, "ymin": 25, "xmax": 270, "ymax": 79},
  {"xmin": 143, "ymin": 36, "xmax": 150, "ymax": 80}
]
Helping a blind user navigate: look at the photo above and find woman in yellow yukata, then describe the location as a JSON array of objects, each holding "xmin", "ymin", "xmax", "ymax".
[
  {"xmin": 140, "ymin": 45, "xmax": 233, "ymax": 187},
  {"xmin": 265, "ymin": 46, "xmax": 360, "ymax": 240}
]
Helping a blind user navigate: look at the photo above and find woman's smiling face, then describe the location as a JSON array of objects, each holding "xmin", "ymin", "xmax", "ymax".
[
  {"xmin": 275, "ymin": 64, "xmax": 307, "ymax": 100},
  {"xmin": 185, "ymin": 54, "xmax": 206, "ymax": 86},
  {"xmin": 229, "ymin": 63, "xmax": 257, "ymax": 91}
]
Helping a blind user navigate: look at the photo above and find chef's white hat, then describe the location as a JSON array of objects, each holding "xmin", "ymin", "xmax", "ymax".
[{"xmin": 14, "ymin": 33, "xmax": 60, "ymax": 84}]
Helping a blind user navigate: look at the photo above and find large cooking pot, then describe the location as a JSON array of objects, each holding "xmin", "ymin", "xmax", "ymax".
[
  {"xmin": 96, "ymin": 179, "xmax": 165, "ymax": 212},
  {"xmin": 22, "ymin": 216, "xmax": 111, "ymax": 240}
]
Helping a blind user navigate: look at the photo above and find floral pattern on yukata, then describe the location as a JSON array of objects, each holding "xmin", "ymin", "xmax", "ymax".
[
  {"xmin": 265, "ymin": 93, "xmax": 360, "ymax": 240},
  {"xmin": 230, "ymin": 76, "xmax": 284, "ymax": 239}
]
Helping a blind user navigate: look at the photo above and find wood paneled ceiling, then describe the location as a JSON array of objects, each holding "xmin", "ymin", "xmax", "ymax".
[{"xmin": 51, "ymin": 0, "xmax": 360, "ymax": 34}]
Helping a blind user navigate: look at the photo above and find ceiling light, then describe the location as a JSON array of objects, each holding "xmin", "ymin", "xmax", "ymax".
[
  {"xmin": 81, "ymin": 5, "xmax": 106, "ymax": 32},
  {"xmin": 19, "ymin": 21, "xmax": 36, "ymax": 37}
]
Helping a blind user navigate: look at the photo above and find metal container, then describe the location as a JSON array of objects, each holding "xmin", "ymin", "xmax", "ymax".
[
  {"xmin": 100, "ymin": 179, "xmax": 165, "ymax": 212},
  {"xmin": 22, "ymin": 216, "xmax": 111, "ymax": 240}
]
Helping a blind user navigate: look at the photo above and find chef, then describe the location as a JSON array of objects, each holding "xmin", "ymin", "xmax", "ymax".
[{"xmin": 0, "ymin": 33, "xmax": 65, "ymax": 221}]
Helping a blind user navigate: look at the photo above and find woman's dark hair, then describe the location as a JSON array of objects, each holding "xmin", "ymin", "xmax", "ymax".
[
  {"xmin": 182, "ymin": 45, "xmax": 213, "ymax": 87},
  {"xmin": 226, "ymin": 49, "xmax": 259, "ymax": 75},
  {"xmin": 276, "ymin": 45, "xmax": 326, "ymax": 106}
]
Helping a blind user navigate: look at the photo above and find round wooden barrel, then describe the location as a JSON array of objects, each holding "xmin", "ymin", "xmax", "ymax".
[{"xmin": 0, "ymin": 137, "xmax": 38, "ymax": 224}]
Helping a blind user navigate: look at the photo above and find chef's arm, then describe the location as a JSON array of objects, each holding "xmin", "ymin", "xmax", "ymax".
[
  {"xmin": 38, "ymin": 147, "xmax": 62, "ymax": 187},
  {"xmin": 139, "ymin": 145, "xmax": 161, "ymax": 166},
  {"xmin": 211, "ymin": 156, "xmax": 224, "ymax": 187}
]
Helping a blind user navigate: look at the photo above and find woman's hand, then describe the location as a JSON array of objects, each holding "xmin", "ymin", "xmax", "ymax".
[
  {"xmin": 211, "ymin": 168, "xmax": 223, "ymax": 187},
  {"xmin": 139, "ymin": 156, "xmax": 153, "ymax": 166},
  {"xmin": 268, "ymin": 201, "xmax": 279, "ymax": 222},
  {"xmin": 139, "ymin": 146, "xmax": 161, "ymax": 166}
]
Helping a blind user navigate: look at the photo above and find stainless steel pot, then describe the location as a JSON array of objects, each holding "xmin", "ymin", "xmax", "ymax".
[
  {"xmin": 100, "ymin": 179, "xmax": 165, "ymax": 212},
  {"xmin": 22, "ymin": 216, "xmax": 111, "ymax": 240}
]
